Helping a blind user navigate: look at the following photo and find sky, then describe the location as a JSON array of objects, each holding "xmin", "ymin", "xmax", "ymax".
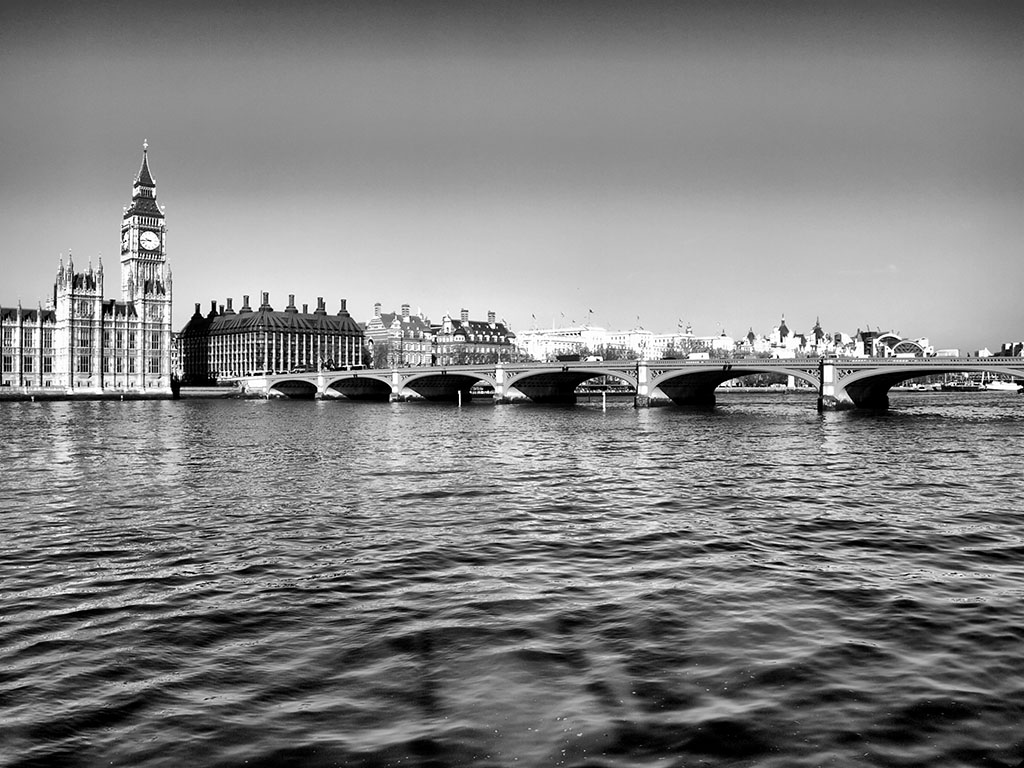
[{"xmin": 2, "ymin": 0, "xmax": 1022, "ymax": 352}]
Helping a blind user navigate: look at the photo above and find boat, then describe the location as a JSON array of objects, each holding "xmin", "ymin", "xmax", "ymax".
[
  {"xmin": 984, "ymin": 378, "xmax": 1023, "ymax": 392},
  {"xmin": 941, "ymin": 374, "xmax": 982, "ymax": 392}
]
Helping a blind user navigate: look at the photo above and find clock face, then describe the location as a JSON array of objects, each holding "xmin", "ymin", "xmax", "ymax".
[{"xmin": 140, "ymin": 231, "xmax": 160, "ymax": 251}]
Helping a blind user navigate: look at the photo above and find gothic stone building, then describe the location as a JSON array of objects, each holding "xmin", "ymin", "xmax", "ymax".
[{"xmin": 1, "ymin": 143, "xmax": 173, "ymax": 395}]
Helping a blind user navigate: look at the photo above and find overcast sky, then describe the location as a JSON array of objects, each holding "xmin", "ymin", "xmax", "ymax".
[{"xmin": 2, "ymin": 1, "xmax": 1022, "ymax": 351}]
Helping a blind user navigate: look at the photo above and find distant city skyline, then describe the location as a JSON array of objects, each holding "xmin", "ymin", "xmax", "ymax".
[{"xmin": 2, "ymin": 1, "xmax": 1023, "ymax": 353}]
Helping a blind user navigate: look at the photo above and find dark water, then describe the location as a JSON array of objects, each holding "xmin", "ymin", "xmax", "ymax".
[{"xmin": 2, "ymin": 392, "xmax": 1024, "ymax": 768}]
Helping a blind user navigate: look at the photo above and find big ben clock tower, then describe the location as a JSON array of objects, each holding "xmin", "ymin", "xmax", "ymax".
[
  {"xmin": 119, "ymin": 140, "xmax": 173, "ymax": 390},
  {"xmin": 121, "ymin": 140, "xmax": 170, "ymax": 301}
]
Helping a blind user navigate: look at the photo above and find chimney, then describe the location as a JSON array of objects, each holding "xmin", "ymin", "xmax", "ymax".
[
  {"xmin": 461, "ymin": 308, "xmax": 469, "ymax": 323},
  {"xmin": 487, "ymin": 310, "xmax": 495, "ymax": 325},
  {"xmin": 402, "ymin": 303, "xmax": 410, "ymax": 320},
  {"xmin": 285, "ymin": 294, "xmax": 298, "ymax": 313},
  {"xmin": 207, "ymin": 300, "xmax": 218, "ymax": 319},
  {"xmin": 219, "ymin": 304, "xmax": 225, "ymax": 316},
  {"xmin": 314, "ymin": 297, "xmax": 327, "ymax": 316},
  {"xmin": 338, "ymin": 298, "xmax": 348, "ymax": 315},
  {"xmin": 224, "ymin": 297, "xmax": 235, "ymax": 315},
  {"xmin": 259, "ymin": 292, "xmax": 272, "ymax": 311},
  {"xmin": 240, "ymin": 294, "xmax": 252, "ymax": 313},
  {"xmin": 302, "ymin": 303, "xmax": 308, "ymax": 314},
  {"xmin": 193, "ymin": 302, "xmax": 202, "ymax": 317},
  {"xmin": 374, "ymin": 302, "xmax": 381, "ymax": 318}
]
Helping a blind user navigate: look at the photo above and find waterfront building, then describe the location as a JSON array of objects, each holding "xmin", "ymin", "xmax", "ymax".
[
  {"xmin": 515, "ymin": 325, "xmax": 607, "ymax": 361},
  {"xmin": 1, "ymin": 143, "xmax": 173, "ymax": 394},
  {"xmin": 432, "ymin": 309, "xmax": 516, "ymax": 365},
  {"xmin": 363, "ymin": 303, "xmax": 434, "ymax": 367},
  {"xmin": 177, "ymin": 293, "xmax": 363, "ymax": 383}
]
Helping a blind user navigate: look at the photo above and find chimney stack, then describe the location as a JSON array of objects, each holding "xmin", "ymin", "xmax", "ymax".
[
  {"xmin": 338, "ymin": 298, "xmax": 348, "ymax": 315},
  {"xmin": 302, "ymin": 303, "xmax": 308, "ymax": 314},
  {"xmin": 374, "ymin": 302, "xmax": 381, "ymax": 318},
  {"xmin": 224, "ymin": 297, "xmax": 235, "ymax": 314},
  {"xmin": 241, "ymin": 294, "xmax": 251, "ymax": 313},
  {"xmin": 402, "ymin": 303, "xmax": 410, "ymax": 320},
  {"xmin": 314, "ymin": 297, "xmax": 327, "ymax": 316},
  {"xmin": 260, "ymin": 292, "xmax": 272, "ymax": 311},
  {"xmin": 461, "ymin": 308, "xmax": 470, "ymax": 323},
  {"xmin": 487, "ymin": 310, "xmax": 496, "ymax": 325}
]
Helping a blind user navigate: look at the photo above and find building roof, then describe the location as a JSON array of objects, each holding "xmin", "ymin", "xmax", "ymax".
[
  {"xmin": 181, "ymin": 304, "xmax": 362, "ymax": 337},
  {"xmin": 439, "ymin": 317, "xmax": 516, "ymax": 341},
  {"xmin": 0, "ymin": 306, "xmax": 57, "ymax": 323}
]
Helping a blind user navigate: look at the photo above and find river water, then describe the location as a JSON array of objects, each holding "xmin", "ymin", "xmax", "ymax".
[{"xmin": 2, "ymin": 392, "xmax": 1023, "ymax": 768}]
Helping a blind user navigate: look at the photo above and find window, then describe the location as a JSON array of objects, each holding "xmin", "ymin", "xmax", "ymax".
[
  {"xmin": 23, "ymin": 356, "xmax": 33, "ymax": 373},
  {"xmin": 148, "ymin": 356, "xmax": 160, "ymax": 374},
  {"xmin": 23, "ymin": 329, "xmax": 34, "ymax": 347},
  {"xmin": 42, "ymin": 328, "xmax": 53, "ymax": 348},
  {"xmin": 115, "ymin": 357, "xmax": 123, "ymax": 374},
  {"xmin": 77, "ymin": 328, "xmax": 91, "ymax": 348},
  {"xmin": 1, "ymin": 328, "xmax": 12, "ymax": 347},
  {"xmin": 150, "ymin": 331, "xmax": 161, "ymax": 349},
  {"xmin": 2, "ymin": 355, "xmax": 11, "ymax": 372},
  {"xmin": 43, "ymin": 357, "xmax": 52, "ymax": 374},
  {"xmin": 103, "ymin": 330, "xmax": 112, "ymax": 348},
  {"xmin": 129, "ymin": 358, "xmax": 136, "ymax": 374},
  {"xmin": 116, "ymin": 330, "xmax": 124, "ymax": 349},
  {"xmin": 128, "ymin": 333, "xmax": 136, "ymax": 349},
  {"xmin": 76, "ymin": 355, "xmax": 90, "ymax": 373}
]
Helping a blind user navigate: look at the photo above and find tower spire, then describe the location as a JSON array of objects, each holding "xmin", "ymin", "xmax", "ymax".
[{"xmin": 136, "ymin": 139, "xmax": 156, "ymax": 187}]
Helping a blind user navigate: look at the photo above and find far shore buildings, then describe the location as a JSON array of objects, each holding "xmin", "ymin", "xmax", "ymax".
[
  {"xmin": 1, "ymin": 143, "xmax": 173, "ymax": 395},
  {"xmin": 515, "ymin": 315, "xmax": 949, "ymax": 362}
]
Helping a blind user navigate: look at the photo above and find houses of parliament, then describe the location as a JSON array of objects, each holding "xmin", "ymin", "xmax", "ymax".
[{"xmin": 0, "ymin": 143, "xmax": 173, "ymax": 395}]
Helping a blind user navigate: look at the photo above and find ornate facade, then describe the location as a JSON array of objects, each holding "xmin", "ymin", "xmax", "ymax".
[
  {"xmin": 363, "ymin": 303, "xmax": 434, "ymax": 367},
  {"xmin": 433, "ymin": 309, "xmax": 516, "ymax": 366},
  {"xmin": 1, "ymin": 143, "xmax": 173, "ymax": 395},
  {"xmin": 177, "ymin": 292, "xmax": 364, "ymax": 383}
]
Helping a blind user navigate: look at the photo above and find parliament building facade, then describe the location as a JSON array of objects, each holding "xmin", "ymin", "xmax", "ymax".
[{"xmin": 0, "ymin": 144, "xmax": 173, "ymax": 396}]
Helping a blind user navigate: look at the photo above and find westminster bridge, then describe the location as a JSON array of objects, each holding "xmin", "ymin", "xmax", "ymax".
[{"xmin": 237, "ymin": 357, "xmax": 1024, "ymax": 410}]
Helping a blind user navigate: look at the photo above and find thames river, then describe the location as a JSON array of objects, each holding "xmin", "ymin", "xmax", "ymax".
[{"xmin": 2, "ymin": 393, "xmax": 1023, "ymax": 767}]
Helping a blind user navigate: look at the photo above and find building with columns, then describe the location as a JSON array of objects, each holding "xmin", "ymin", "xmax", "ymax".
[
  {"xmin": 1, "ymin": 143, "xmax": 173, "ymax": 395},
  {"xmin": 177, "ymin": 292, "xmax": 364, "ymax": 383}
]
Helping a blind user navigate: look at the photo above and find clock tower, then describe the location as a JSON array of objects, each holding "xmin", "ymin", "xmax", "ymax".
[
  {"xmin": 119, "ymin": 140, "xmax": 173, "ymax": 390},
  {"xmin": 120, "ymin": 140, "xmax": 170, "ymax": 302}
]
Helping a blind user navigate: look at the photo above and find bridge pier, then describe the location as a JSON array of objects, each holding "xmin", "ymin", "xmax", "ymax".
[
  {"xmin": 635, "ymin": 361, "xmax": 650, "ymax": 408},
  {"xmin": 817, "ymin": 359, "xmax": 853, "ymax": 411}
]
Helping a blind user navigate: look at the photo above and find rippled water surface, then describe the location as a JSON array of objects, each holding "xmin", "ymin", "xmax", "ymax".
[{"xmin": 2, "ymin": 393, "xmax": 1024, "ymax": 767}]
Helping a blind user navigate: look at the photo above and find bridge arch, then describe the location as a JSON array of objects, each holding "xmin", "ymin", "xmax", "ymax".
[
  {"xmin": 323, "ymin": 372, "xmax": 393, "ymax": 401},
  {"xmin": 398, "ymin": 369, "xmax": 496, "ymax": 403},
  {"xmin": 503, "ymin": 365, "xmax": 639, "ymax": 404},
  {"xmin": 647, "ymin": 361, "xmax": 820, "ymax": 406},
  {"xmin": 835, "ymin": 361, "xmax": 1024, "ymax": 409},
  {"xmin": 266, "ymin": 378, "xmax": 319, "ymax": 399}
]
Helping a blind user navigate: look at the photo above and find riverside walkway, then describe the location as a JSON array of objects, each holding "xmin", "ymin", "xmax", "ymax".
[{"xmin": 238, "ymin": 357, "xmax": 1024, "ymax": 410}]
